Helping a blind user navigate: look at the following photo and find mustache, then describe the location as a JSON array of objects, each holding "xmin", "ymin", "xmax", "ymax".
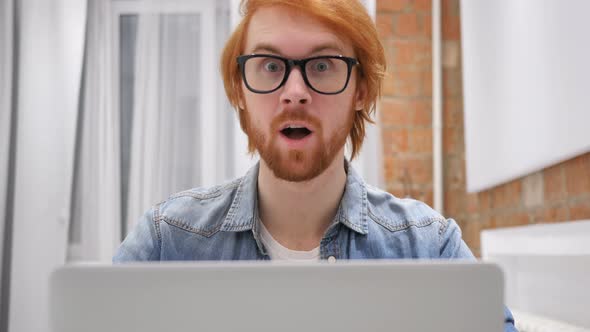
[{"xmin": 270, "ymin": 110, "xmax": 322, "ymax": 132}]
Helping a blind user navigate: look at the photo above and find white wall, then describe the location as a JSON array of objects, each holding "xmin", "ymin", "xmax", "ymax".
[
  {"xmin": 8, "ymin": 0, "xmax": 86, "ymax": 331},
  {"xmin": 481, "ymin": 220, "xmax": 590, "ymax": 327},
  {"xmin": 461, "ymin": 0, "xmax": 590, "ymax": 192}
]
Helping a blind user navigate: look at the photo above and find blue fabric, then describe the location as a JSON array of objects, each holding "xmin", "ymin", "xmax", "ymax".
[{"xmin": 114, "ymin": 160, "xmax": 518, "ymax": 331}]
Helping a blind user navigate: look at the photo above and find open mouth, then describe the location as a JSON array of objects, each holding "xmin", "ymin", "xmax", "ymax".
[{"xmin": 280, "ymin": 125, "xmax": 312, "ymax": 140}]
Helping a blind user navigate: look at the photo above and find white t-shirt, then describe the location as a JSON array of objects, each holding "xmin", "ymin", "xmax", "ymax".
[{"xmin": 259, "ymin": 221, "xmax": 320, "ymax": 261}]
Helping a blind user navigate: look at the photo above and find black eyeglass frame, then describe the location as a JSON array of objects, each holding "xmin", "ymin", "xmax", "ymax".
[{"xmin": 237, "ymin": 54, "xmax": 359, "ymax": 95}]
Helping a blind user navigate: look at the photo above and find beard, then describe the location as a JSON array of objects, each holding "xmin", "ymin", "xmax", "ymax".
[{"xmin": 243, "ymin": 108, "xmax": 354, "ymax": 182}]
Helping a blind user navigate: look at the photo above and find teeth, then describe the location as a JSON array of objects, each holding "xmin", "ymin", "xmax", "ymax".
[{"xmin": 286, "ymin": 125, "xmax": 306, "ymax": 129}]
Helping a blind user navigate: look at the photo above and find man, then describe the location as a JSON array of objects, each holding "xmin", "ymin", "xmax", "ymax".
[{"xmin": 114, "ymin": 0, "xmax": 517, "ymax": 330}]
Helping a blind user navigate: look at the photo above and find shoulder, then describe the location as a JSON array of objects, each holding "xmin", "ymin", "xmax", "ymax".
[
  {"xmin": 153, "ymin": 177, "xmax": 244, "ymax": 236},
  {"xmin": 364, "ymin": 184, "xmax": 449, "ymax": 234},
  {"xmin": 362, "ymin": 184, "xmax": 473, "ymax": 259}
]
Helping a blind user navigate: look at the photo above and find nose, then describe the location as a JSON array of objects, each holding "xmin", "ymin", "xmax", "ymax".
[{"xmin": 279, "ymin": 67, "xmax": 312, "ymax": 105}]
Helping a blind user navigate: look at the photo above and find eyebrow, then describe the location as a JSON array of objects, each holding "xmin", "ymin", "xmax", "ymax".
[{"xmin": 249, "ymin": 42, "xmax": 345, "ymax": 57}]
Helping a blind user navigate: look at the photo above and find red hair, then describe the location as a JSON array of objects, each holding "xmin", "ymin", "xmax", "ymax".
[{"xmin": 220, "ymin": 0, "xmax": 386, "ymax": 159}]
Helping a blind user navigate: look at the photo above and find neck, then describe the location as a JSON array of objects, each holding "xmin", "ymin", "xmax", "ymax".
[{"xmin": 257, "ymin": 151, "xmax": 347, "ymax": 251}]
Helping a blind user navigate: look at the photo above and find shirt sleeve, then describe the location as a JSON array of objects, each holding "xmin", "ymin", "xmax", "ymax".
[
  {"xmin": 439, "ymin": 218, "xmax": 520, "ymax": 332},
  {"xmin": 439, "ymin": 218, "xmax": 475, "ymax": 259},
  {"xmin": 112, "ymin": 208, "xmax": 161, "ymax": 262}
]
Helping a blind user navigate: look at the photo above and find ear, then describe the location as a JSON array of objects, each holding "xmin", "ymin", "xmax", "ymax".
[
  {"xmin": 354, "ymin": 79, "xmax": 367, "ymax": 111},
  {"xmin": 237, "ymin": 89, "xmax": 246, "ymax": 110}
]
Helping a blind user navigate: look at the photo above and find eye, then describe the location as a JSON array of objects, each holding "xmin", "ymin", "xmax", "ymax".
[
  {"xmin": 312, "ymin": 60, "xmax": 330, "ymax": 72},
  {"xmin": 263, "ymin": 60, "xmax": 283, "ymax": 72}
]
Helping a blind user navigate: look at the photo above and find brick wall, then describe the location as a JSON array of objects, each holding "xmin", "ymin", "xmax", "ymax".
[
  {"xmin": 377, "ymin": 0, "xmax": 590, "ymax": 256},
  {"xmin": 377, "ymin": 0, "xmax": 434, "ymax": 206}
]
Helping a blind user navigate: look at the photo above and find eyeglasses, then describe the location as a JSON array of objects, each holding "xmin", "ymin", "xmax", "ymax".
[{"xmin": 237, "ymin": 54, "xmax": 359, "ymax": 95}]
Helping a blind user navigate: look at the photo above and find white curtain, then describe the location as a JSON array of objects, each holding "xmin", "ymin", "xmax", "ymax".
[
  {"xmin": 8, "ymin": 0, "xmax": 86, "ymax": 330},
  {"xmin": 0, "ymin": 0, "xmax": 14, "ymax": 319},
  {"xmin": 126, "ymin": 13, "xmax": 203, "ymax": 232},
  {"xmin": 70, "ymin": 0, "xmax": 121, "ymax": 262},
  {"xmin": 72, "ymin": 1, "xmax": 240, "ymax": 258}
]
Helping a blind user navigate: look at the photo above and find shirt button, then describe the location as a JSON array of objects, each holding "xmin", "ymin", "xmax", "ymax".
[{"xmin": 327, "ymin": 256, "xmax": 336, "ymax": 263}]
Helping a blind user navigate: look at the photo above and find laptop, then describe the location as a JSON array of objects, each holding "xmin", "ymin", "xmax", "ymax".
[{"xmin": 49, "ymin": 260, "xmax": 504, "ymax": 332}]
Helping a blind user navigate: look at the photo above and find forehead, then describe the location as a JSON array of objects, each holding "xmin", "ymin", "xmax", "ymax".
[{"xmin": 243, "ymin": 5, "xmax": 354, "ymax": 58}]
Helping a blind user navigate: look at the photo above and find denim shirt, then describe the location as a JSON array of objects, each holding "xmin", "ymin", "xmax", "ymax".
[{"xmin": 113, "ymin": 161, "xmax": 517, "ymax": 331}]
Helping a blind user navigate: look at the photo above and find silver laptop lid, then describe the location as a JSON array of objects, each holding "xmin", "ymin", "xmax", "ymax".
[{"xmin": 50, "ymin": 260, "xmax": 504, "ymax": 332}]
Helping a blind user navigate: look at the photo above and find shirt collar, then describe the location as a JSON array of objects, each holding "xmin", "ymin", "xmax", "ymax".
[
  {"xmin": 220, "ymin": 159, "xmax": 369, "ymax": 235},
  {"xmin": 337, "ymin": 160, "xmax": 369, "ymax": 234},
  {"xmin": 219, "ymin": 162, "xmax": 260, "ymax": 232}
]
